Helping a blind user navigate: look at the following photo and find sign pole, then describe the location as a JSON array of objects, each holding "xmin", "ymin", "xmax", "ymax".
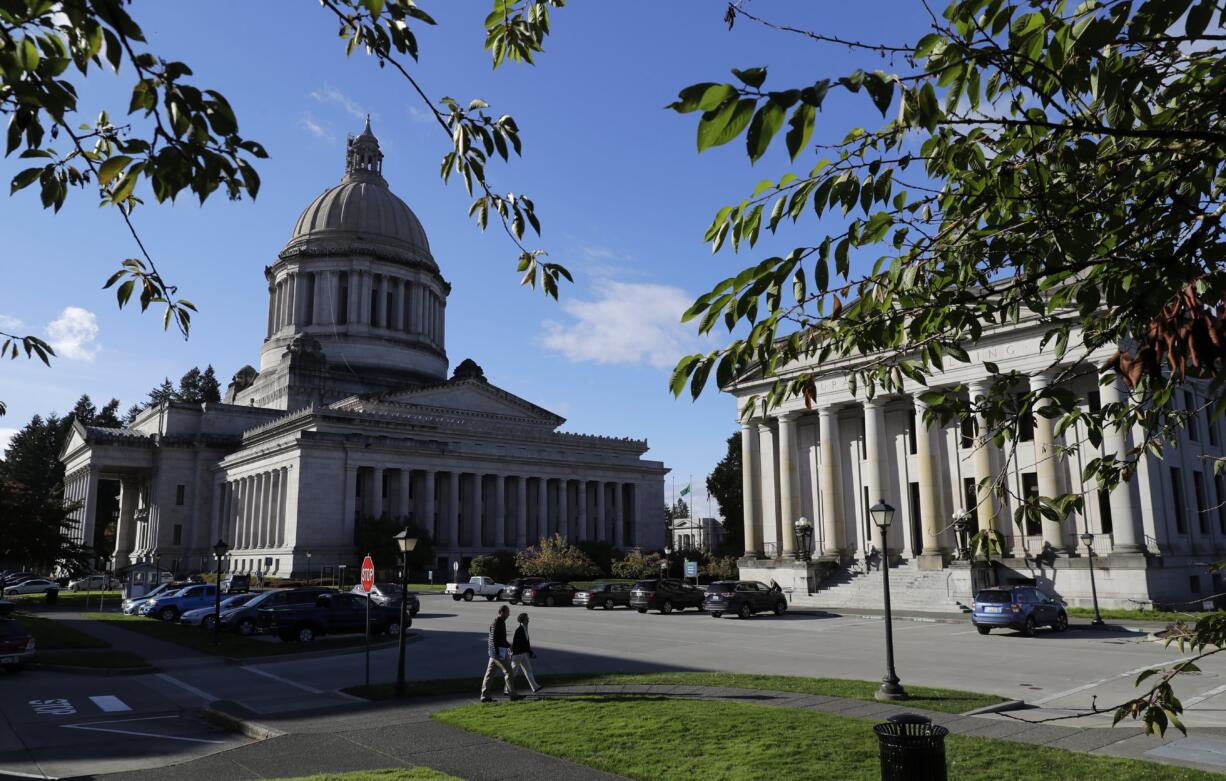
[{"xmin": 361, "ymin": 554, "xmax": 375, "ymax": 691}]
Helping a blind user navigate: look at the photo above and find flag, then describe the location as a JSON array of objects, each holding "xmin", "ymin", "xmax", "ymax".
[{"xmin": 679, "ymin": 483, "xmax": 691, "ymax": 497}]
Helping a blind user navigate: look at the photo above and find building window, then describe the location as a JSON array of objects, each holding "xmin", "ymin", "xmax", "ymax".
[
  {"xmin": 1194, "ymin": 471, "xmax": 1209, "ymax": 534},
  {"xmin": 1087, "ymin": 390, "xmax": 1101, "ymax": 413},
  {"xmin": 370, "ymin": 285, "xmax": 379, "ymax": 326},
  {"xmin": 382, "ymin": 472, "xmax": 388, "ymax": 498},
  {"xmin": 1187, "ymin": 391, "xmax": 1199, "ymax": 442},
  {"xmin": 1217, "ymin": 476, "xmax": 1226, "ymax": 535},
  {"xmin": 1190, "ymin": 575, "xmax": 1202, "ymax": 594},
  {"xmin": 908, "ymin": 411, "xmax": 917, "ymax": 456},
  {"xmin": 1096, "ymin": 489, "xmax": 1113, "ymax": 535},
  {"xmin": 960, "ymin": 417, "xmax": 975, "ymax": 450},
  {"xmin": 1021, "ymin": 472, "xmax": 1040, "ymax": 535},
  {"xmin": 1171, "ymin": 468, "xmax": 1188, "ymax": 534},
  {"xmin": 175, "ymin": 484, "xmax": 185, "ymax": 506},
  {"xmin": 908, "ymin": 481, "xmax": 922, "ymax": 556},
  {"xmin": 172, "ymin": 525, "xmax": 182, "ymax": 546},
  {"xmin": 859, "ymin": 421, "xmax": 867, "ymax": 460},
  {"xmin": 862, "ymin": 485, "xmax": 870, "ymax": 545},
  {"xmin": 304, "ymin": 274, "xmax": 315, "ymax": 326},
  {"xmin": 386, "ymin": 290, "xmax": 394, "ymax": 328},
  {"xmin": 963, "ymin": 477, "xmax": 979, "ymax": 532},
  {"xmin": 338, "ymin": 272, "xmax": 349, "ymax": 324}
]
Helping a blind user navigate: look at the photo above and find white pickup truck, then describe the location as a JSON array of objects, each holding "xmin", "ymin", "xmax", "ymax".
[{"xmin": 445, "ymin": 576, "xmax": 506, "ymax": 602}]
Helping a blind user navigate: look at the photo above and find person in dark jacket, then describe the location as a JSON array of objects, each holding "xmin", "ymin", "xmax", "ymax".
[
  {"xmin": 481, "ymin": 605, "xmax": 519, "ymax": 702},
  {"xmin": 510, "ymin": 612, "xmax": 541, "ymax": 693}
]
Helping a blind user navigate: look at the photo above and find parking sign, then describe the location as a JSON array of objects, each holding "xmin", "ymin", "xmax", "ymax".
[{"xmin": 684, "ymin": 560, "xmax": 698, "ymax": 578}]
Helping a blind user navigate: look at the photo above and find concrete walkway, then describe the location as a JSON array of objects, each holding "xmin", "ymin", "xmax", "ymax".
[{"xmin": 92, "ymin": 683, "xmax": 1226, "ymax": 779}]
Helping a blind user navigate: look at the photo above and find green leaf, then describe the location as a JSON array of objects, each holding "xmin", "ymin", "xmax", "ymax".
[
  {"xmin": 785, "ymin": 103, "xmax": 815, "ymax": 161},
  {"xmin": 669, "ymin": 83, "xmax": 736, "ymax": 114},
  {"xmin": 746, "ymin": 102, "xmax": 786, "ymax": 163},
  {"xmin": 731, "ymin": 67, "xmax": 767, "ymax": 89},
  {"xmin": 97, "ymin": 155, "xmax": 131, "ymax": 186},
  {"xmin": 697, "ymin": 99, "xmax": 755, "ymax": 152}
]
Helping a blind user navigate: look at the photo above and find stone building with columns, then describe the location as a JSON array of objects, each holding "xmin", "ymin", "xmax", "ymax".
[
  {"xmin": 59, "ymin": 121, "xmax": 667, "ymax": 579},
  {"xmin": 729, "ymin": 319, "xmax": 1226, "ymax": 611}
]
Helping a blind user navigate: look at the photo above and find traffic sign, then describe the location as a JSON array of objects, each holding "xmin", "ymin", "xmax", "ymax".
[{"xmin": 360, "ymin": 555, "xmax": 375, "ymax": 593}]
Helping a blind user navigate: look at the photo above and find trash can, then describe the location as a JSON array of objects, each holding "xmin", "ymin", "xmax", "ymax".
[
  {"xmin": 44, "ymin": 587, "xmax": 59, "ymax": 605},
  {"xmin": 874, "ymin": 713, "xmax": 948, "ymax": 781}
]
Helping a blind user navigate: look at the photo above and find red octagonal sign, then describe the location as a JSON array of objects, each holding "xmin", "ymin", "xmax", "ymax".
[{"xmin": 360, "ymin": 555, "xmax": 375, "ymax": 593}]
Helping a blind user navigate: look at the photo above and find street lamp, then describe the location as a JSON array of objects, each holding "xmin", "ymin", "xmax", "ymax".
[
  {"xmin": 211, "ymin": 539, "xmax": 229, "ymax": 645},
  {"xmin": 305, "ymin": 551, "xmax": 312, "ymax": 583},
  {"xmin": 869, "ymin": 499, "xmax": 908, "ymax": 701},
  {"xmin": 393, "ymin": 528, "xmax": 418, "ymax": 697},
  {"xmin": 793, "ymin": 517, "xmax": 813, "ymax": 562},
  {"xmin": 1080, "ymin": 531, "xmax": 1105, "ymax": 627}
]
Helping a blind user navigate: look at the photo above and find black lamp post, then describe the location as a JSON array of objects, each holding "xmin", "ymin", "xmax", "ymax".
[
  {"xmin": 794, "ymin": 517, "xmax": 813, "ymax": 562},
  {"xmin": 393, "ymin": 528, "xmax": 418, "ymax": 697},
  {"xmin": 212, "ymin": 539, "xmax": 229, "ymax": 645},
  {"xmin": 1080, "ymin": 531, "xmax": 1105, "ymax": 627},
  {"xmin": 154, "ymin": 553, "xmax": 161, "ymax": 585},
  {"xmin": 305, "ymin": 551, "xmax": 312, "ymax": 583},
  {"xmin": 870, "ymin": 499, "xmax": 908, "ymax": 701}
]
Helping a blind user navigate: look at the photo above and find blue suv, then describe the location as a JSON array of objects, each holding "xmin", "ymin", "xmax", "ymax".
[
  {"xmin": 971, "ymin": 586, "xmax": 1069, "ymax": 636},
  {"xmin": 141, "ymin": 584, "xmax": 219, "ymax": 622}
]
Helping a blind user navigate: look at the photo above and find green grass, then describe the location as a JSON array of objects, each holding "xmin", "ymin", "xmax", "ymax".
[
  {"xmin": 1066, "ymin": 607, "xmax": 1207, "ymax": 623},
  {"xmin": 35, "ymin": 650, "xmax": 152, "ymax": 669},
  {"xmin": 16, "ymin": 613, "xmax": 110, "ymax": 649},
  {"xmin": 8, "ymin": 590, "xmax": 123, "ymax": 610},
  {"xmin": 83, "ymin": 611, "xmax": 392, "ymax": 659},
  {"xmin": 345, "ymin": 671, "xmax": 1004, "ymax": 714},
  {"xmin": 267, "ymin": 770, "xmax": 460, "ymax": 781},
  {"xmin": 435, "ymin": 698, "xmax": 1211, "ymax": 781}
]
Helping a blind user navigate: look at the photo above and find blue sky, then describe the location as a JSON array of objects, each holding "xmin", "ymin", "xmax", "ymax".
[{"xmin": 0, "ymin": 1, "xmax": 931, "ymax": 518}]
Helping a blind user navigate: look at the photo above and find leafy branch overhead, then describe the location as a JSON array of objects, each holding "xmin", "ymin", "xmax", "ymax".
[{"xmin": 668, "ymin": 0, "xmax": 1226, "ymax": 734}]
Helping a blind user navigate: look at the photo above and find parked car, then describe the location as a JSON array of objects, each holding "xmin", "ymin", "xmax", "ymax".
[
  {"xmin": 2, "ymin": 578, "xmax": 58, "ymax": 596},
  {"xmin": 521, "ymin": 581, "xmax": 577, "ymax": 607},
  {"xmin": 505, "ymin": 577, "xmax": 548, "ymax": 604},
  {"xmin": 971, "ymin": 586, "xmax": 1069, "ymax": 636},
  {"xmin": 218, "ymin": 587, "xmax": 333, "ymax": 636},
  {"xmin": 0, "ymin": 618, "xmax": 35, "ymax": 673},
  {"xmin": 445, "ymin": 576, "xmax": 506, "ymax": 602},
  {"xmin": 349, "ymin": 583, "xmax": 420, "ymax": 616},
  {"xmin": 179, "ymin": 593, "xmax": 258, "ymax": 630},
  {"xmin": 258, "ymin": 591, "xmax": 404, "ymax": 642},
  {"xmin": 139, "ymin": 584, "xmax": 220, "ymax": 621},
  {"xmin": 220, "ymin": 574, "xmax": 251, "ymax": 594},
  {"xmin": 575, "ymin": 582, "xmax": 631, "ymax": 610},
  {"xmin": 0, "ymin": 573, "xmax": 37, "ymax": 588},
  {"xmin": 67, "ymin": 574, "xmax": 113, "ymax": 592},
  {"xmin": 703, "ymin": 580, "xmax": 787, "ymax": 619},
  {"xmin": 121, "ymin": 582, "xmax": 186, "ymax": 615},
  {"xmin": 629, "ymin": 578, "xmax": 705, "ymax": 614}
]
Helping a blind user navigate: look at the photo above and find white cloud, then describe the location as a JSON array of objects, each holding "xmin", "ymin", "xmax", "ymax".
[
  {"xmin": 541, "ymin": 281, "xmax": 702, "ymax": 369},
  {"xmin": 301, "ymin": 113, "xmax": 334, "ymax": 142},
  {"xmin": 0, "ymin": 428, "xmax": 16, "ymax": 455},
  {"xmin": 46, "ymin": 306, "xmax": 100, "ymax": 361},
  {"xmin": 0, "ymin": 314, "xmax": 22, "ymax": 332},
  {"xmin": 407, "ymin": 105, "xmax": 433, "ymax": 125},
  {"xmin": 311, "ymin": 84, "xmax": 369, "ymax": 121}
]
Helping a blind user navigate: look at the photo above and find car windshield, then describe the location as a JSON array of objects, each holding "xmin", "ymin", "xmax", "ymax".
[
  {"xmin": 632, "ymin": 581, "xmax": 658, "ymax": 590},
  {"xmin": 707, "ymin": 583, "xmax": 735, "ymax": 593},
  {"xmin": 977, "ymin": 590, "xmax": 1012, "ymax": 603},
  {"xmin": 375, "ymin": 583, "xmax": 402, "ymax": 594},
  {"xmin": 221, "ymin": 594, "xmax": 255, "ymax": 608}
]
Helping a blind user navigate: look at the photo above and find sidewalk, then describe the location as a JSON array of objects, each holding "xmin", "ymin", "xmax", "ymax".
[
  {"xmin": 97, "ymin": 683, "xmax": 1226, "ymax": 779},
  {"xmin": 794, "ymin": 604, "xmax": 1173, "ymax": 634}
]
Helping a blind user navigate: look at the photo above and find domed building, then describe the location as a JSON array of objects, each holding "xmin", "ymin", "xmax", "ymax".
[{"xmin": 60, "ymin": 122, "xmax": 667, "ymax": 579}]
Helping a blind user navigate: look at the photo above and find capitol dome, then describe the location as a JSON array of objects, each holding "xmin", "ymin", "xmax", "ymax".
[{"xmin": 280, "ymin": 118, "xmax": 434, "ymax": 268}]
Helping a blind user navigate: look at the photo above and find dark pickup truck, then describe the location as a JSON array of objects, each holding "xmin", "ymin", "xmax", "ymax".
[{"xmin": 257, "ymin": 591, "xmax": 407, "ymax": 643}]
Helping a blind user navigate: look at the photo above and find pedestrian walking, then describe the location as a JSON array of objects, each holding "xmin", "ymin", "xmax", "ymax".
[
  {"xmin": 480, "ymin": 604, "xmax": 519, "ymax": 702},
  {"xmin": 511, "ymin": 613, "xmax": 542, "ymax": 693}
]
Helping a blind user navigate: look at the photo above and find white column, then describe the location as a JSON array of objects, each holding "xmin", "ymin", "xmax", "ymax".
[
  {"xmin": 266, "ymin": 285, "xmax": 276, "ymax": 337},
  {"xmin": 1029, "ymin": 372, "xmax": 1069, "ymax": 552},
  {"xmin": 817, "ymin": 407, "xmax": 843, "ymax": 557},
  {"xmin": 371, "ymin": 467, "xmax": 384, "ymax": 519},
  {"xmin": 913, "ymin": 395, "xmax": 947, "ymax": 567},
  {"xmin": 447, "ymin": 471, "xmax": 460, "ymax": 549},
  {"xmin": 537, "ymin": 478, "xmax": 550, "ymax": 541},
  {"xmin": 342, "ymin": 465, "xmax": 358, "ymax": 547},
  {"xmin": 741, "ymin": 421, "xmax": 763, "ymax": 557},
  {"xmin": 471, "ymin": 474, "xmax": 484, "ymax": 547},
  {"xmin": 277, "ymin": 467, "xmax": 289, "ymax": 547},
  {"xmin": 777, "ymin": 412, "xmax": 800, "ymax": 558},
  {"xmin": 516, "ymin": 477, "xmax": 528, "ymax": 548},
  {"xmin": 398, "ymin": 469, "xmax": 412, "ymax": 520},
  {"xmin": 293, "ymin": 272, "xmax": 309, "ymax": 326},
  {"xmin": 967, "ymin": 379, "xmax": 1000, "ymax": 546},
  {"xmin": 757, "ymin": 422, "xmax": 779, "ymax": 556},
  {"xmin": 611, "ymin": 482, "xmax": 624, "ymax": 548},
  {"xmin": 595, "ymin": 481, "xmax": 607, "ymax": 543},
  {"xmin": 863, "ymin": 399, "xmax": 888, "ymax": 554},
  {"xmin": 421, "ymin": 469, "xmax": 436, "ymax": 539},
  {"xmin": 575, "ymin": 481, "xmax": 588, "ymax": 541},
  {"xmin": 1100, "ymin": 378, "xmax": 1143, "ymax": 553},
  {"xmin": 113, "ymin": 478, "xmax": 139, "ymax": 568},
  {"xmin": 494, "ymin": 474, "xmax": 506, "ymax": 548},
  {"xmin": 393, "ymin": 278, "xmax": 405, "ymax": 332},
  {"xmin": 80, "ymin": 465, "xmax": 100, "ymax": 550},
  {"xmin": 359, "ymin": 270, "xmax": 373, "ymax": 326}
]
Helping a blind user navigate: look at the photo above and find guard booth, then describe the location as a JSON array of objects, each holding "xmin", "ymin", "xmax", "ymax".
[{"xmin": 121, "ymin": 562, "xmax": 170, "ymax": 600}]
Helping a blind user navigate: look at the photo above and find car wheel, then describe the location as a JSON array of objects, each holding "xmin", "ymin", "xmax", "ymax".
[
  {"xmin": 545, "ymin": 596, "xmax": 556, "ymax": 607},
  {"xmin": 773, "ymin": 601, "xmax": 787, "ymax": 616},
  {"xmin": 509, "ymin": 599, "xmax": 518, "ymax": 605},
  {"xmin": 1022, "ymin": 617, "xmax": 1036, "ymax": 637},
  {"xmin": 237, "ymin": 619, "xmax": 255, "ymax": 636},
  {"xmin": 158, "ymin": 607, "xmax": 178, "ymax": 622},
  {"xmin": 661, "ymin": 601, "xmax": 673, "ymax": 615},
  {"xmin": 386, "ymin": 622, "xmax": 401, "ymax": 637},
  {"xmin": 1053, "ymin": 612, "xmax": 1068, "ymax": 632},
  {"xmin": 739, "ymin": 604, "xmax": 753, "ymax": 620},
  {"xmin": 463, "ymin": 590, "xmax": 475, "ymax": 602},
  {"xmin": 485, "ymin": 594, "xmax": 495, "ymax": 601},
  {"xmin": 711, "ymin": 612, "xmax": 722, "ymax": 618},
  {"xmin": 585, "ymin": 604, "xmax": 595, "ymax": 610},
  {"xmin": 976, "ymin": 626, "xmax": 991, "ymax": 635},
  {"xmin": 452, "ymin": 594, "xmax": 462, "ymax": 601},
  {"xmin": 202, "ymin": 616, "xmax": 216, "ymax": 631},
  {"xmin": 604, "ymin": 599, "xmax": 614, "ymax": 610},
  {"xmin": 297, "ymin": 625, "xmax": 317, "ymax": 643},
  {"xmin": 278, "ymin": 631, "xmax": 295, "ymax": 643},
  {"xmin": 494, "ymin": 590, "xmax": 504, "ymax": 601},
  {"xmin": 637, "ymin": 608, "xmax": 647, "ymax": 614}
]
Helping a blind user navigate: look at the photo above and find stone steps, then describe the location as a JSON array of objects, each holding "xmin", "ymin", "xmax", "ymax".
[{"xmin": 793, "ymin": 562, "xmax": 971, "ymax": 613}]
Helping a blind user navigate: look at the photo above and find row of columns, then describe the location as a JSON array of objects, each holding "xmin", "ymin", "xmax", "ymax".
[
  {"xmin": 266, "ymin": 268, "xmax": 444, "ymax": 346},
  {"xmin": 220, "ymin": 468, "xmax": 290, "ymax": 552},
  {"xmin": 741, "ymin": 373, "xmax": 1143, "ymax": 561},
  {"xmin": 63, "ymin": 465, "xmax": 99, "ymax": 547},
  {"xmin": 350, "ymin": 466, "xmax": 639, "ymax": 550}
]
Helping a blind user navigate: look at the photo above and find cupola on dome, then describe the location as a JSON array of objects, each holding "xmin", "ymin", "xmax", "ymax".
[{"xmin": 281, "ymin": 117, "xmax": 433, "ymax": 267}]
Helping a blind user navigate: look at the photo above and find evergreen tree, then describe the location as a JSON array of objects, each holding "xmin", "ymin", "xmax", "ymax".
[
  {"xmin": 94, "ymin": 399, "xmax": 122, "ymax": 428},
  {"xmin": 706, "ymin": 431, "xmax": 743, "ymax": 556},
  {"xmin": 69, "ymin": 395, "xmax": 97, "ymax": 425},
  {"xmin": 147, "ymin": 378, "xmax": 176, "ymax": 406},
  {"xmin": 176, "ymin": 367, "xmax": 203, "ymax": 401},
  {"xmin": 123, "ymin": 404, "xmax": 144, "ymax": 426},
  {"xmin": 200, "ymin": 366, "xmax": 221, "ymax": 403},
  {"xmin": 0, "ymin": 414, "xmax": 66, "ymax": 500}
]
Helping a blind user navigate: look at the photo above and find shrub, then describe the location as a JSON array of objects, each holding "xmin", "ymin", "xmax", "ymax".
[
  {"xmin": 702, "ymin": 556, "xmax": 739, "ymax": 581},
  {"xmin": 470, "ymin": 550, "xmax": 518, "ymax": 583},
  {"xmin": 515, "ymin": 535, "xmax": 601, "ymax": 581},
  {"xmin": 611, "ymin": 548, "xmax": 666, "ymax": 580},
  {"xmin": 576, "ymin": 539, "xmax": 621, "ymax": 575}
]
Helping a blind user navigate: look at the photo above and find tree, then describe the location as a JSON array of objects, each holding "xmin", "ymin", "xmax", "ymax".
[
  {"xmin": 1, "ymin": 0, "xmax": 569, "ymax": 415},
  {"xmin": 354, "ymin": 513, "xmax": 435, "ymax": 574},
  {"xmin": 0, "ymin": 476, "xmax": 90, "ymax": 574},
  {"xmin": 610, "ymin": 548, "xmax": 665, "ymax": 580},
  {"xmin": 514, "ymin": 534, "xmax": 600, "ymax": 581},
  {"xmin": 146, "ymin": 378, "xmax": 176, "ymax": 407},
  {"xmin": 470, "ymin": 551, "xmax": 518, "ymax": 583},
  {"xmin": 666, "ymin": 0, "xmax": 1226, "ymax": 737},
  {"xmin": 707, "ymin": 431, "xmax": 744, "ymax": 556}
]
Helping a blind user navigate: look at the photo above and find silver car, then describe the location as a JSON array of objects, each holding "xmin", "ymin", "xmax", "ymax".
[{"xmin": 179, "ymin": 593, "xmax": 258, "ymax": 629}]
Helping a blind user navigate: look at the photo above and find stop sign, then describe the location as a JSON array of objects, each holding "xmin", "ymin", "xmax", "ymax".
[{"xmin": 360, "ymin": 555, "xmax": 375, "ymax": 593}]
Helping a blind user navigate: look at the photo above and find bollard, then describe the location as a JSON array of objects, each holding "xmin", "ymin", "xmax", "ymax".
[
  {"xmin": 44, "ymin": 587, "xmax": 59, "ymax": 605},
  {"xmin": 873, "ymin": 713, "xmax": 948, "ymax": 781}
]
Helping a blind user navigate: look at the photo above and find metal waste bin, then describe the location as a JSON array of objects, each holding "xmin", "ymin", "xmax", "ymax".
[
  {"xmin": 874, "ymin": 713, "xmax": 948, "ymax": 781},
  {"xmin": 44, "ymin": 587, "xmax": 59, "ymax": 605}
]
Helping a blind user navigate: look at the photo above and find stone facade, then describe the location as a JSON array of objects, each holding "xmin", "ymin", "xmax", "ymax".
[
  {"xmin": 727, "ymin": 318, "xmax": 1226, "ymax": 610},
  {"xmin": 60, "ymin": 122, "xmax": 667, "ymax": 578}
]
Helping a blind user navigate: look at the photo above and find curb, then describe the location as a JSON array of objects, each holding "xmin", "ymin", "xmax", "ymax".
[
  {"xmin": 201, "ymin": 700, "xmax": 285, "ymax": 741},
  {"xmin": 962, "ymin": 699, "xmax": 1029, "ymax": 716},
  {"xmin": 27, "ymin": 662, "xmax": 156, "ymax": 676},
  {"xmin": 226, "ymin": 634, "xmax": 414, "ymax": 666}
]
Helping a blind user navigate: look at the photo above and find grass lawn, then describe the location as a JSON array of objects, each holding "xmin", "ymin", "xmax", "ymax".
[
  {"xmin": 435, "ymin": 698, "xmax": 1210, "ymax": 781},
  {"xmin": 17, "ymin": 613, "xmax": 110, "ymax": 650},
  {"xmin": 83, "ymin": 611, "xmax": 391, "ymax": 659},
  {"xmin": 1066, "ymin": 606, "xmax": 1211, "ymax": 624},
  {"xmin": 35, "ymin": 650, "xmax": 152, "ymax": 669},
  {"xmin": 8, "ymin": 591, "xmax": 123, "ymax": 611},
  {"xmin": 268, "ymin": 770, "xmax": 459, "ymax": 781},
  {"xmin": 346, "ymin": 671, "xmax": 1004, "ymax": 714}
]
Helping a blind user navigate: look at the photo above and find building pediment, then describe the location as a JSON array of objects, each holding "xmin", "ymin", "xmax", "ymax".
[{"xmin": 343, "ymin": 377, "xmax": 565, "ymax": 428}]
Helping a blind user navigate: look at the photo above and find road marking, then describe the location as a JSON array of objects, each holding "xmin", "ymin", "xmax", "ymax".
[
  {"xmin": 154, "ymin": 673, "xmax": 218, "ymax": 702},
  {"xmin": 88, "ymin": 695, "xmax": 131, "ymax": 713},
  {"xmin": 62, "ymin": 714, "xmax": 224, "ymax": 744},
  {"xmin": 244, "ymin": 665, "xmax": 323, "ymax": 694},
  {"xmin": 1033, "ymin": 658, "xmax": 1200, "ymax": 705},
  {"xmin": 1185, "ymin": 682, "xmax": 1226, "ymax": 708},
  {"xmin": 0, "ymin": 769, "xmax": 55, "ymax": 779},
  {"xmin": 28, "ymin": 699, "xmax": 75, "ymax": 716}
]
